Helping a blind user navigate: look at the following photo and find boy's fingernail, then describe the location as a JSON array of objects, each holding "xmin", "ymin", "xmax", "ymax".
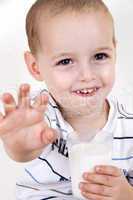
[
  {"xmin": 95, "ymin": 166, "xmax": 101, "ymax": 172},
  {"xmin": 83, "ymin": 173, "xmax": 88, "ymax": 179},
  {"xmin": 79, "ymin": 183, "xmax": 84, "ymax": 189}
]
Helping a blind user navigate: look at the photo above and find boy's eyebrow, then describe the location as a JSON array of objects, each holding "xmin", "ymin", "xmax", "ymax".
[
  {"xmin": 51, "ymin": 47, "xmax": 113, "ymax": 60},
  {"xmin": 51, "ymin": 52, "xmax": 75, "ymax": 60},
  {"xmin": 95, "ymin": 47, "xmax": 113, "ymax": 52}
]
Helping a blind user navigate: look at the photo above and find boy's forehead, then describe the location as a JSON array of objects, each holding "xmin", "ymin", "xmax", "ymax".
[
  {"xmin": 39, "ymin": 7, "xmax": 112, "ymax": 24},
  {"xmin": 38, "ymin": 10, "xmax": 114, "ymax": 44}
]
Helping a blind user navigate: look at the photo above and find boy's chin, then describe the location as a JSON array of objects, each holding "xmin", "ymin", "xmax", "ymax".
[{"xmin": 62, "ymin": 102, "xmax": 104, "ymax": 119}]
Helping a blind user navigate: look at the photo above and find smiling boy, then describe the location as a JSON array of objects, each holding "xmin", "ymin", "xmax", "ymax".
[{"xmin": 0, "ymin": 0, "xmax": 133, "ymax": 199}]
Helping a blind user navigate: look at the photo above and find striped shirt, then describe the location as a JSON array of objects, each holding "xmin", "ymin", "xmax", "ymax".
[{"xmin": 16, "ymin": 89, "xmax": 133, "ymax": 200}]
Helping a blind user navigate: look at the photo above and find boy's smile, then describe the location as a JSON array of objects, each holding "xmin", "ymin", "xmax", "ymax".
[
  {"xmin": 26, "ymin": 10, "xmax": 116, "ymax": 120},
  {"xmin": 72, "ymin": 87, "xmax": 99, "ymax": 97}
]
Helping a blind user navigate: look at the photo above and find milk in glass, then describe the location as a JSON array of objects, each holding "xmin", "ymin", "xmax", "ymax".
[{"xmin": 67, "ymin": 131, "xmax": 112, "ymax": 199}]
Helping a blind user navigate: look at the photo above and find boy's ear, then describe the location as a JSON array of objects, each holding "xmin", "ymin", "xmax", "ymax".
[{"xmin": 24, "ymin": 51, "xmax": 43, "ymax": 81}]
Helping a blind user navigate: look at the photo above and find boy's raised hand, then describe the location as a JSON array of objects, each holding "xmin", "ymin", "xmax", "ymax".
[{"xmin": 0, "ymin": 84, "xmax": 58, "ymax": 162}]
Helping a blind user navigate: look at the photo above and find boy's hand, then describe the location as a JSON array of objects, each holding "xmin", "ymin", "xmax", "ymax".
[
  {"xmin": 79, "ymin": 165, "xmax": 133, "ymax": 200},
  {"xmin": 0, "ymin": 84, "xmax": 58, "ymax": 162}
]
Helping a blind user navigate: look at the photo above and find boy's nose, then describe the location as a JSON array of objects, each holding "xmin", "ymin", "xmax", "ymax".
[{"xmin": 78, "ymin": 63, "xmax": 96, "ymax": 82}]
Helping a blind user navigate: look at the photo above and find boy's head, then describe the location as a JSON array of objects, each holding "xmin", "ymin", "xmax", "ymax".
[
  {"xmin": 25, "ymin": 0, "xmax": 116, "ymax": 118},
  {"xmin": 26, "ymin": 0, "xmax": 115, "ymax": 55}
]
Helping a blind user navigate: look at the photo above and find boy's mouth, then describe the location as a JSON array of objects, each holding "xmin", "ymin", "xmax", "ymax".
[{"xmin": 72, "ymin": 87, "xmax": 100, "ymax": 97}]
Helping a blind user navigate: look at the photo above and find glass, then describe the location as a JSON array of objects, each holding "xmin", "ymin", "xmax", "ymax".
[{"xmin": 67, "ymin": 130, "xmax": 112, "ymax": 200}]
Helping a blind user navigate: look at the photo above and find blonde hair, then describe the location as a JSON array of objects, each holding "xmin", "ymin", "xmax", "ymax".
[{"xmin": 26, "ymin": 0, "xmax": 114, "ymax": 55}]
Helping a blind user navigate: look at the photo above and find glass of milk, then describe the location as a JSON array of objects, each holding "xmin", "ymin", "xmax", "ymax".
[{"xmin": 67, "ymin": 130, "xmax": 112, "ymax": 200}]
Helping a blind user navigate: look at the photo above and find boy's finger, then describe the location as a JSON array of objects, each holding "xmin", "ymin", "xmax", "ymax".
[
  {"xmin": 2, "ymin": 93, "xmax": 16, "ymax": 115},
  {"xmin": 95, "ymin": 165, "xmax": 122, "ymax": 177},
  {"xmin": 32, "ymin": 94, "xmax": 49, "ymax": 112},
  {"xmin": 25, "ymin": 126, "xmax": 58, "ymax": 151},
  {"xmin": 42, "ymin": 128, "xmax": 59, "ymax": 144},
  {"xmin": 0, "ymin": 113, "xmax": 4, "ymax": 121},
  {"xmin": 83, "ymin": 172, "xmax": 115, "ymax": 187},
  {"xmin": 79, "ymin": 182, "xmax": 112, "ymax": 197},
  {"xmin": 0, "ymin": 114, "xmax": 18, "ymax": 136},
  {"xmin": 18, "ymin": 84, "xmax": 30, "ymax": 108}
]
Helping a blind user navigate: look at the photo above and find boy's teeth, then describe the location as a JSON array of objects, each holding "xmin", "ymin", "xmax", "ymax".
[
  {"xmin": 76, "ymin": 90, "xmax": 81, "ymax": 94},
  {"xmin": 76, "ymin": 88, "xmax": 97, "ymax": 94}
]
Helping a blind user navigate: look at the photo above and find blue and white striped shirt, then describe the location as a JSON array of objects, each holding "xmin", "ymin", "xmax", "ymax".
[{"xmin": 16, "ymin": 90, "xmax": 133, "ymax": 200}]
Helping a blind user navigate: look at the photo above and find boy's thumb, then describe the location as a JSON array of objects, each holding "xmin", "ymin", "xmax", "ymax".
[{"xmin": 42, "ymin": 127, "xmax": 59, "ymax": 145}]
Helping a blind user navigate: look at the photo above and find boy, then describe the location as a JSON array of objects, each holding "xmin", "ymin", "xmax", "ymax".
[{"xmin": 0, "ymin": 0, "xmax": 133, "ymax": 199}]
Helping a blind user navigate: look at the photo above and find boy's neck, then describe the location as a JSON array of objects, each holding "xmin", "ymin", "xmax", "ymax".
[{"xmin": 62, "ymin": 100, "xmax": 109, "ymax": 135}]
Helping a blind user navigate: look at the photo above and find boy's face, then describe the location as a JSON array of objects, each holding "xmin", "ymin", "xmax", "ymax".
[{"xmin": 26, "ymin": 11, "xmax": 116, "ymax": 118}]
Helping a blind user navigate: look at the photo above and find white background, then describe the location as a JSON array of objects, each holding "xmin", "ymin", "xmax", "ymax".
[{"xmin": 0, "ymin": 0, "xmax": 133, "ymax": 199}]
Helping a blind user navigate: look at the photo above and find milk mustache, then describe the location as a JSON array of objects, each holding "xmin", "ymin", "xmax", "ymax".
[{"xmin": 67, "ymin": 131, "xmax": 112, "ymax": 199}]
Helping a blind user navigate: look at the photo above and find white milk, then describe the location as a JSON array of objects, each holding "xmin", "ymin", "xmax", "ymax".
[{"xmin": 68, "ymin": 142, "xmax": 112, "ymax": 199}]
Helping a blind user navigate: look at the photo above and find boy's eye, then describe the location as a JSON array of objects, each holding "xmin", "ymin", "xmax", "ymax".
[
  {"xmin": 94, "ymin": 53, "xmax": 109, "ymax": 61},
  {"xmin": 56, "ymin": 58, "xmax": 72, "ymax": 66}
]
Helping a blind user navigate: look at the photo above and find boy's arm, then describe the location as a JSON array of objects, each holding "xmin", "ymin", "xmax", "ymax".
[{"xmin": 0, "ymin": 84, "xmax": 58, "ymax": 162}]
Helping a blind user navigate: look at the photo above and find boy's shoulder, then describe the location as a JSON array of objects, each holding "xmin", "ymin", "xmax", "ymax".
[
  {"xmin": 109, "ymin": 94, "xmax": 133, "ymax": 136},
  {"xmin": 108, "ymin": 93, "xmax": 133, "ymax": 117}
]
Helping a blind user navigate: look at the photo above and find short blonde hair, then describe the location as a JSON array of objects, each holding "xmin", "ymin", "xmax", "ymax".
[{"xmin": 26, "ymin": 0, "xmax": 114, "ymax": 55}]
